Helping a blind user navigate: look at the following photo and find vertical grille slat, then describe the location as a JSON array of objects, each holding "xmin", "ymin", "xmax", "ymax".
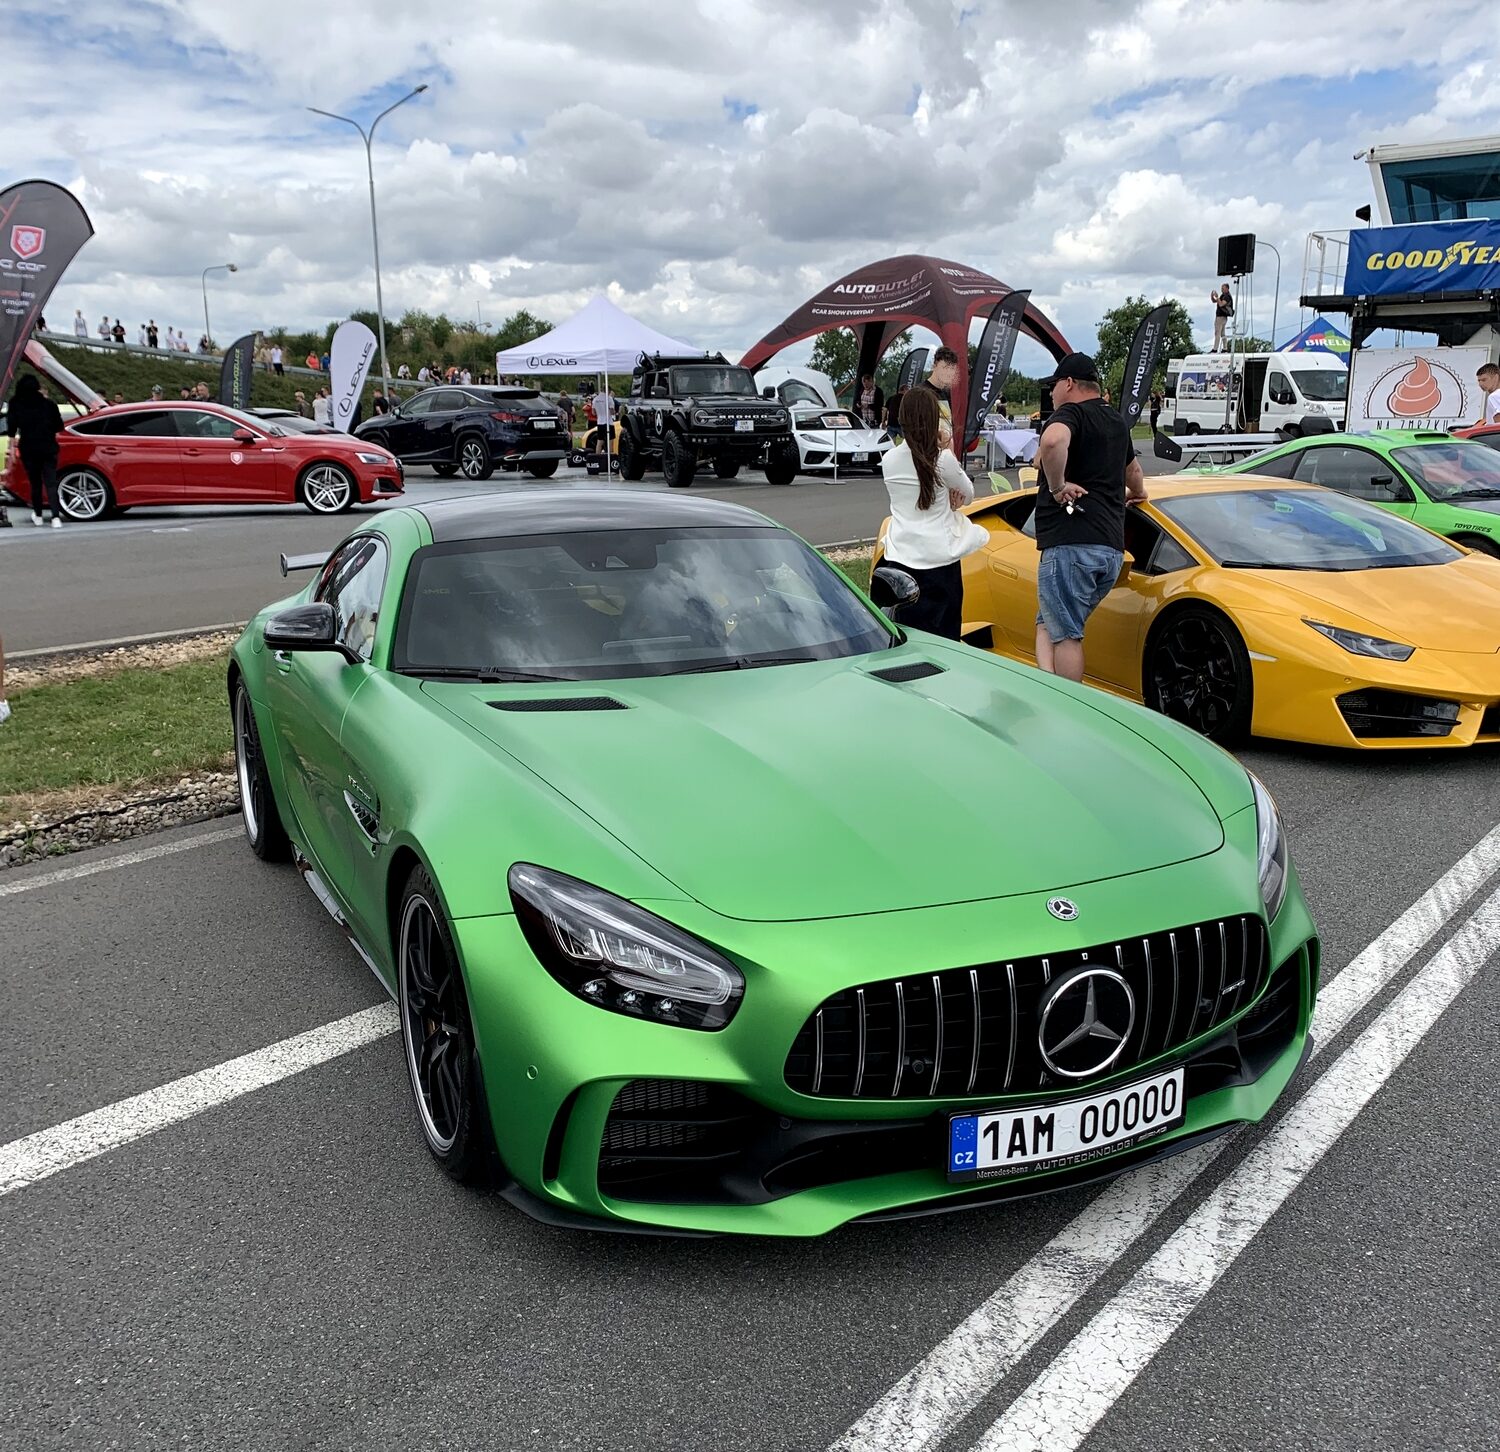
[{"xmin": 784, "ymin": 913, "xmax": 1268, "ymax": 1100}]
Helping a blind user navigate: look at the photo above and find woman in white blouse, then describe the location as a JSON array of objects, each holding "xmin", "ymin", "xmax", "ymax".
[{"xmin": 877, "ymin": 387, "xmax": 988, "ymax": 639}]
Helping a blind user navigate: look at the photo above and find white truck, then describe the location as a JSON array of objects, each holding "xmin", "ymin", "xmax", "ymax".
[{"xmin": 1163, "ymin": 350, "xmax": 1348, "ymax": 435}]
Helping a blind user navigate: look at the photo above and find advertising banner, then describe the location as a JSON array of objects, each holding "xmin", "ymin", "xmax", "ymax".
[
  {"xmin": 1344, "ymin": 221, "xmax": 1500, "ymax": 297},
  {"xmin": 962, "ymin": 290, "xmax": 1028, "ymax": 451},
  {"xmin": 1278, "ymin": 315, "xmax": 1351, "ymax": 365},
  {"xmin": 895, "ymin": 347, "xmax": 929, "ymax": 393},
  {"xmin": 218, "ymin": 331, "xmax": 257, "ymax": 410},
  {"xmin": 0, "ymin": 180, "xmax": 94, "ymax": 401},
  {"xmin": 1346, "ymin": 346, "xmax": 1489, "ymax": 433},
  {"xmin": 1117, "ymin": 303, "xmax": 1172, "ymax": 431},
  {"xmin": 329, "ymin": 319, "xmax": 377, "ymax": 432}
]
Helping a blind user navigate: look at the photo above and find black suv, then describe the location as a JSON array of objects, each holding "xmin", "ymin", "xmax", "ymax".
[
  {"xmin": 618, "ymin": 353, "xmax": 798, "ymax": 487},
  {"xmin": 354, "ymin": 386, "xmax": 567, "ymax": 480}
]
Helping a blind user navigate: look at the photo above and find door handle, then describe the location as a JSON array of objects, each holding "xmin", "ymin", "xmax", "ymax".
[
  {"xmin": 992, "ymin": 561, "xmax": 1018, "ymax": 578},
  {"xmin": 183, "ymin": 447, "xmax": 203, "ymax": 456},
  {"xmin": 100, "ymin": 445, "xmax": 121, "ymax": 455}
]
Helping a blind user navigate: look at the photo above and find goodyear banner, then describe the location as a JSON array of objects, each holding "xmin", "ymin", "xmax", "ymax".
[
  {"xmin": 0, "ymin": 180, "xmax": 94, "ymax": 401},
  {"xmin": 218, "ymin": 331, "xmax": 257, "ymax": 410},
  {"xmin": 1344, "ymin": 221, "xmax": 1500, "ymax": 296}
]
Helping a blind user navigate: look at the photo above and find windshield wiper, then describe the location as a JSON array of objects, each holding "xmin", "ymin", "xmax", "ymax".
[
  {"xmin": 1216, "ymin": 559, "xmax": 1330, "ymax": 571},
  {"xmin": 672, "ymin": 651, "xmax": 825, "ymax": 675},
  {"xmin": 1448, "ymin": 488, "xmax": 1500, "ymax": 500},
  {"xmin": 400, "ymin": 666, "xmax": 573, "ymax": 683}
]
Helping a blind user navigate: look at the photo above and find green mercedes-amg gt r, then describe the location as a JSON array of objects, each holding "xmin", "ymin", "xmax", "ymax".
[{"xmin": 229, "ymin": 489, "xmax": 1319, "ymax": 1236}]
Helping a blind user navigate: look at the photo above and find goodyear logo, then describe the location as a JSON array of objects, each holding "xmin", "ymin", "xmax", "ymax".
[{"xmin": 1363, "ymin": 239, "xmax": 1498, "ymax": 274}]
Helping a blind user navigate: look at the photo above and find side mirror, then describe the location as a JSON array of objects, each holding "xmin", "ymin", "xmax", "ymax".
[
  {"xmin": 264, "ymin": 602, "xmax": 354, "ymax": 660},
  {"xmin": 653, "ymin": 384, "xmax": 670, "ymax": 398},
  {"xmin": 761, "ymin": 387, "xmax": 775, "ymax": 398},
  {"xmin": 869, "ymin": 565, "xmax": 921, "ymax": 620},
  {"xmin": 1370, "ymin": 473, "xmax": 1408, "ymax": 501},
  {"xmin": 232, "ymin": 428, "xmax": 257, "ymax": 444}
]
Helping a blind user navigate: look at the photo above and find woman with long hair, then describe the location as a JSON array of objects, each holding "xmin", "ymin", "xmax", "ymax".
[
  {"xmin": 6, "ymin": 374, "xmax": 65, "ymax": 527},
  {"xmin": 877, "ymin": 386, "xmax": 987, "ymax": 639}
]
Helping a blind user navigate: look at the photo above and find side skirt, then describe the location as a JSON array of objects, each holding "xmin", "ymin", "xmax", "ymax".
[{"xmin": 293, "ymin": 846, "xmax": 395, "ymax": 1000}]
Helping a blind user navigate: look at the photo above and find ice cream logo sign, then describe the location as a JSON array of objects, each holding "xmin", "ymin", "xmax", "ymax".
[{"xmin": 1359, "ymin": 355, "xmax": 1466, "ymax": 427}]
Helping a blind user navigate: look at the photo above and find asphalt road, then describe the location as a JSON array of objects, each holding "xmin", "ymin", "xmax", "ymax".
[{"xmin": 3, "ymin": 739, "xmax": 1498, "ymax": 1450}]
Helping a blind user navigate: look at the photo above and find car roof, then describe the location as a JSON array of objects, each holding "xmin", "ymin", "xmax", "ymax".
[
  {"xmin": 414, "ymin": 488, "xmax": 775, "ymax": 541},
  {"xmin": 1148, "ymin": 477, "xmax": 1330, "ymax": 498},
  {"xmin": 1278, "ymin": 430, "xmax": 1454, "ymax": 449}
]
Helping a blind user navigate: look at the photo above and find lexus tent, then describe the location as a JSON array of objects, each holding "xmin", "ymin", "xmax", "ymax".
[{"xmin": 493, "ymin": 295, "xmax": 703, "ymax": 376}]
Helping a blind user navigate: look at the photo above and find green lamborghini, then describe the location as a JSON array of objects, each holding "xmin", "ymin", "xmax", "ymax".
[{"xmin": 229, "ymin": 489, "xmax": 1319, "ymax": 1235}]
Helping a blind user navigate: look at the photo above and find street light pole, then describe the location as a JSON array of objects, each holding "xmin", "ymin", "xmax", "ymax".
[
  {"xmin": 201, "ymin": 262, "xmax": 238, "ymax": 350},
  {"xmin": 309, "ymin": 84, "xmax": 429, "ymax": 400},
  {"xmin": 1256, "ymin": 240, "xmax": 1282, "ymax": 348}
]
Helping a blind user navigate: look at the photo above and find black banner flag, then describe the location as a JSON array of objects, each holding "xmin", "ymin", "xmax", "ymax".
[
  {"xmin": 963, "ymin": 289, "xmax": 1029, "ymax": 452},
  {"xmin": 219, "ymin": 331, "xmax": 258, "ymax": 410},
  {"xmin": 895, "ymin": 347, "xmax": 929, "ymax": 394},
  {"xmin": 0, "ymin": 180, "xmax": 94, "ymax": 402},
  {"xmin": 1119, "ymin": 303, "xmax": 1172, "ymax": 432}
]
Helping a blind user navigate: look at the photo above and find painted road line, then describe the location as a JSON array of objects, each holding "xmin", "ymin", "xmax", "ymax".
[
  {"xmin": 969, "ymin": 882, "xmax": 1500, "ymax": 1452},
  {"xmin": 0, "ymin": 1004, "xmax": 398, "ymax": 1197},
  {"xmin": 830, "ymin": 821, "xmax": 1500, "ymax": 1452},
  {"xmin": 0, "ymin": 825, "xmax": 242, "ymax": 896}
]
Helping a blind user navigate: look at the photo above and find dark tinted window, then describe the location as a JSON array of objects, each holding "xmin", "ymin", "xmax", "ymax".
[
  {"xmin": 1244, "ymin": 449, "xmax": 1301, "ymax": 480},
  {"xmin": 315, "ymin": 536, "xmax": 387, "ymax": 662},
  {"xmin": 1292, "ymin": 445, "xmax": 1406, "ymax": 501},
  {"xmin": 99, "ymin": 410, "xmax": 179, "ymax": 437},
  {"xmin": 401, "ymin": 392, "xmax": 436, "ymax": 417},
  {"xmin": 1391, "ymin": 441, "xmax": 1500, "ymax": 501},
  {"xmin": 424, "ymin": 390, "xmax": 466, "ymax": 412}
]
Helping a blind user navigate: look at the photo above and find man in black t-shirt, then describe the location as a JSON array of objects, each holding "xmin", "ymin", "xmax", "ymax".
[
  {"xmin": 1033, "ymin": 352, "xmax": 1147, "ymax": 683},
  {"xmin": 917, "ymin": 346, "xmax": 959, "ymax": 451}
]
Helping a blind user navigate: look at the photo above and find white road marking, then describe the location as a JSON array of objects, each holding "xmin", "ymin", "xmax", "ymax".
[
  {"xmin": 830, "ymin": 822, "xmax": 1500, "ymax": 1452},
  {"xmin": 0, "ymin": 1004, "xmax": 398, "ymax": 1197},
  {"xmin": 969, "ymin": 883, "xmax": 1500, "ymax": 1452},
  {"xmin": 0, "ymin": 825, "xmax": 242, "ymax": 897}
]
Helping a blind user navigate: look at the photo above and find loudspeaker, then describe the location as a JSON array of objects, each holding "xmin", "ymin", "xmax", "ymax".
[{"xmin": 1216, "ymin": 233, "xmax": 1256, "ymax": 276}]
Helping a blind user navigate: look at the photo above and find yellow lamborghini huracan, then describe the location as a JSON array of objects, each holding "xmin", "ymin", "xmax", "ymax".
[{"xmin": 880, "ymin": 477, "xmax": 1500, "ymax": 750}]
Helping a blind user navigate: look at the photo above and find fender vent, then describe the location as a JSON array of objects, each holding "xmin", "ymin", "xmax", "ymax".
[
  {"xmin": 489, "ymin": 696, "xmax": 628, "ymax": 712},
  {"xmin": 869, "ymin": 662, "xmax": 946, "ymax": 684}
]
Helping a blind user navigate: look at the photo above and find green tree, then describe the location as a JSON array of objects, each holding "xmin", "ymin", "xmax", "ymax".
[
  {"xmin": 1234, "ymin": 335, "xmax": 1274, "ymax": 353},
  {"xmin": 1095, "ymin": 296, "xmax": 1198, "ymax": 402},
  {"xmin": 809, "ymin": 327, "xmax": 859, "ymax": 395},
  {"xmin": 493, "ymin": 308, "xmax": 553, "ymax": 353}
]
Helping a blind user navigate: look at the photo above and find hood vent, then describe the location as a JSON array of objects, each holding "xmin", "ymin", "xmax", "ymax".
[
  {"xmin": 490, "ymin": 696, "xmax": 628, "ymax": 713},
  {"xmin": 869, "ymin": 661, "xmax": 946, "ymax": 684}
]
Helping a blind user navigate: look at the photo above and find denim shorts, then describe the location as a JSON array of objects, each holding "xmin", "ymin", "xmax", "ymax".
[{"xmin": 1036, "ymin": 544, "xmax": 1124, "ymax": 642}]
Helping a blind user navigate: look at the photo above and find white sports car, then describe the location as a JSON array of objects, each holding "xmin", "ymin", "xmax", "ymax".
[{"xmin": 790, "ymin": 406, "xmax": 892, "ymax": 476}]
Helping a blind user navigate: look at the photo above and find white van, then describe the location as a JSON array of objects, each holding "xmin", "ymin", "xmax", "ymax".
[{"xmin": 1162, "ymin": 351, "xmax": 1347, "ymax": 434}]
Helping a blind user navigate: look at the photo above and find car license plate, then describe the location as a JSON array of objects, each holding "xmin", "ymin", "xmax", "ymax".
[
  {"xmin": 851, "ymin": 451, "xmax": 868, "ymax": 463},
  {"xmin": 735, "ymin": 419, "xmax": 754, "ymax": 432},
  {"xmin": 532, "ymin": 419, "xmax": 554, "ymax": 429},
  {"xmin": 946, "ymin": 1067, "xmax": 1184, "ymax": 1183}
]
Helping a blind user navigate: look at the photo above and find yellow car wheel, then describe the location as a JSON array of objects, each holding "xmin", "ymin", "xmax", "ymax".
[{"xmin": 1144, "ymin": 604, "xmax": 1253, "ymax": 744}]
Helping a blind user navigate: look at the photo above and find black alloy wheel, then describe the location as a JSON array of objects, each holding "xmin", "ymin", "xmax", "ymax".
[
  {"xmin": 233, "ymin": 682, "xmax": 289, "ymax": 861},
  {"xmin": 617, "ymin": 428, "xmax": 646, "ymax": 480},
  {"xmin": 456, "ymin": 434, "xmax": 495, "ymax": 481},
  {"xmin": 1145, "ymin": 605, "xmax": 1253, "ymax": 744},
  {"xmin": 397, "ymin": 866, "xmax": 498, "ymax": 1184},
  {"xmin": 524, "ymin": 460, "xmax": 559, "ymax": 479},
  {"xmin": 662, "ymin": 429, "xmax": 696, "ymax": 488},
  {"xmin": 432, "ymin": 463, "xmax": 458, "ymax": 478},
  {"xmin": 763, "ymin": 441, "xmax": 800, "ymax": 487},
  {"xmin": 713, "ymin": 458, "xmax": 740, "ymax": 480}
]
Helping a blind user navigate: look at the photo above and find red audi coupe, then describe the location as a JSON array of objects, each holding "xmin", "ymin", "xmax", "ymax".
[{"xmin": 3, "ymin": 400, "xmax": 404, "ymax": 521}]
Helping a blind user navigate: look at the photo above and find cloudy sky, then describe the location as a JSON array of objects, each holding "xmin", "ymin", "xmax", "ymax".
[{"xmin": 9, "ymin": 0, "xmax": 1500, "ymax": 374}]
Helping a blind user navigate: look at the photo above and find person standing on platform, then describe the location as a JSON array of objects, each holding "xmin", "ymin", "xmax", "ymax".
[{"xmin": 1211, "ymin": 285, "xmax": 1234, "ymax": 351}]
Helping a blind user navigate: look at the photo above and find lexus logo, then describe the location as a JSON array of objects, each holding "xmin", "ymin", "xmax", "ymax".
[
  {"xmin": 1046, "ymin": 896, "xmax": 1078, "ymax": 922},
  {"xmin": 1037, "ymin": 967, "xmax": 1135, "ymax": 1079},
  {"xmin": 10, "ymin": 225, "xmax": 44, "ymax": 260}
]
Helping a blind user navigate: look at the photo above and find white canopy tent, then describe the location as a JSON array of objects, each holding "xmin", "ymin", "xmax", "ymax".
[{"xmin": 493, "ymin": 295, "xmax": 703, "ymax": 376}]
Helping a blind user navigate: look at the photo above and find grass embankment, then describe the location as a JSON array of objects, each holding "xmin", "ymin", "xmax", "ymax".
[{"xmin": 1, "ymin": 549, "xmax": 877, "ymax": 823}]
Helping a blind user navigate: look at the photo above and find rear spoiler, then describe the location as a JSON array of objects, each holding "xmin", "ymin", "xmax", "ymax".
[{"xmin": 279, "ymin": 551, "xmax": 328, "ymax": 577}]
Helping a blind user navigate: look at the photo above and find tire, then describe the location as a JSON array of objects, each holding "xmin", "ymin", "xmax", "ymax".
[
  {"xmin": 299, "ymin": 462, "xmax": 355, "ymax": 514},
  {"xmin": 617, "ymin": 428, "xmax": 646, "ymax": 481},
  {"xmin": 1144, "ymin": 605, "xmax": 1253, "ymax": 745},
  {"xmin": 397, "ymin": 866, "xmax": 500, "ymax": 1186},
  {"xmin": 456, "ymin": 434, "xmax": 494, "ymax": 481},
  {"xmin": 524, "ymin": 459, "xmax": 559, "ymax": 479},
  {"xmin": 713, "ymin": 458, "xmax": 740, "ymax": 480},
  {"xmin": 662, "ymin": 430, "xmax": 695, "ymax": 488},
  {"xmin": 56, "ymin": 466, "xmax": 113, "ymax": 522},
  {"xmin": 432, "ymin": 463, "xmax": 458, "ymax": 478},
  {"xmin": 1456, "ymin": 534, "xmax": 1500, "ymax": 559},
  {"xmin": 232, "ymin": 681, "xmax": 290, "ymax": 861},
  {"xmin": 763, "ymin": 441, "xmax": 800, "ymax": 487}
]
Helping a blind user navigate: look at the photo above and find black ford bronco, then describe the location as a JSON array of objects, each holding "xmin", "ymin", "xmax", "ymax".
[{"xmin": 618, "ymin": 352, "xmax": 800, "ymax": 486}]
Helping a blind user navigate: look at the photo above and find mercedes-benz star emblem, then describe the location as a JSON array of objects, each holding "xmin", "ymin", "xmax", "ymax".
[
  {"xmin": 1046, "ymin": 896, "xmax": 1079, "ymax": 922},
  {"xmin": 1037, "ymin": 967, "xmax": 1135, "ymax": 1079}
]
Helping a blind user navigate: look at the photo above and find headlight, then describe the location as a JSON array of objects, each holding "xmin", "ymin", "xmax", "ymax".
[
  {"xmin": 771, "ymin": 408, "xmax": 788, "ymax": 423},
  {"xmin": 1304, "ymin": 619, "xmax": 1414, "ymax": 661},
  {"xmin": 1248, "ymin": 772, "xmax": 1288, "ymax": 921},
  {"xmin": 508, "ymin": 864, "xmax": 744, "ymax": 1030},
  {"xmin": 355, "ymin": 451, "xmax": 393, "ymax": 466},
  {"xmin": 691, "ymin": 409, "xmax": 718, "ymax": 426}
]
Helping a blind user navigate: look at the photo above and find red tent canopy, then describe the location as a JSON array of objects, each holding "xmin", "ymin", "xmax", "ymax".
[{"xmin": 739, "ymin": 254, "xmax": 1071, "ymax": 420}]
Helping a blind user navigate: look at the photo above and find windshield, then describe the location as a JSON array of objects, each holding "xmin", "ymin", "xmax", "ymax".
[
  {"xmin": 1391, "ymin": 442, "xmax": 1500, "ymax": 501},
  {"xmin": 1157, "ymin": 488, "xmax": 1462, "ymax": 571},
  {"xmin": 1289, "ymin": 369, "xmax": 1348, "ymax": 402},
  {"xmin": 671, "ymin": 366, "xmax": 757, "ymax": 397},
  {"xmin": 394, "ymin": 526, "xmax": 893, "ymax": 680}
]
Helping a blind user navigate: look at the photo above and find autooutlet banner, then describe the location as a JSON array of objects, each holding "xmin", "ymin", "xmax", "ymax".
[
  {"xmin": 962, "ymin": 289, "xmax": 1028, "ymax": 451},
  {"xmin": 0, "ymin": 180, "xmax": 94, "ymax": 400},
  {"xmin": 330, "ymin": 319, "xmax": 377, "ymax": 431}
]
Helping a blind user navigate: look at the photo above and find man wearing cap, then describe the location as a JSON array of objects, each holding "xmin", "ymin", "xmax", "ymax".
[{"xmin": 1033, "ymin": 352, "xmax": 1147, "ymax": 684}]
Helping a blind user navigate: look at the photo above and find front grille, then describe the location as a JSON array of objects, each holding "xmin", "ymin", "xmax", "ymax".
[
  {"xmin": 1336, "ymin": 688, "xmax": 1460, "ymax": 739},
  {"xmin": 784, "ymin": 915, "xmax": 1269, "ymax": 1100},
  {"xmin": 597, "ymin": 1079, "xmax": 758, "ymax": 1200}
]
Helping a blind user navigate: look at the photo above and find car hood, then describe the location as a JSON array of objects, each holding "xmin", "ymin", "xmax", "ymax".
[
  {"xmin": 425, "ymin": 654, "xmax": 1225, "ymax": 922},
  {"xmin": 1250, "ymin": 556, "xmax": 1500, "ymax": 651}
]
